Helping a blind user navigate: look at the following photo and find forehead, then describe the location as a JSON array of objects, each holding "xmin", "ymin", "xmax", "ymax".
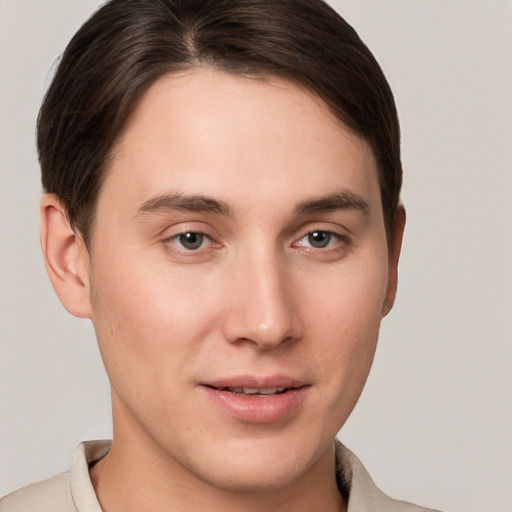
[{"xmin": 99, "ymin": 68, "xmax": 380, "ymax": 219}]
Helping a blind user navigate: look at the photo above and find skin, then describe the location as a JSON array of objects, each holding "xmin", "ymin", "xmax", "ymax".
[{"xmin": 41, "ymin": 68, "xmax": 405, "ymax": 512}]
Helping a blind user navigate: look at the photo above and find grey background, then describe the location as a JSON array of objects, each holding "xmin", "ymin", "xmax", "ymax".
[{"xmin": 1, "ymin": 1, "xmax": 511, "ymax": 511}]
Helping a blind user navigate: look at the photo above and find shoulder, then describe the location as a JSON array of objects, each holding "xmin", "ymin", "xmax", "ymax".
[
  {"xmin": 0, "ymin": 441, "xmax": 109, "ymax": 512},
  {"xmin": 0, "ymin": 472, "xmax": 76, "ymax": 512},
  {"xmin": 336, "ymin": 442, "xmax": 443, "ymax": 512}
]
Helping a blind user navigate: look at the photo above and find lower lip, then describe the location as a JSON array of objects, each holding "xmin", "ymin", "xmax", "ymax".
[{"xmin": 201, "ymin": 386, "xmax": 309, "ymax": 424}]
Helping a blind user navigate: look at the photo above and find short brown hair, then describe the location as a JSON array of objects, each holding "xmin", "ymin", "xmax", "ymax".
[{"xmin": 37, "ymin": 0, "xmax": 402, "ymax": 245}]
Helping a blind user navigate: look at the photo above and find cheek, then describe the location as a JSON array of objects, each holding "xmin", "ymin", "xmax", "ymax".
[
  {"xmin": 88, "ymin": 254, "xmax": 218, "ymax": 396},
  {"xmin": 305, "ymin": 250, "xmax": 388, "ymax": 330},
  {"xmin": 303, "ymin": 255, "xmax": 388, "ymax": 385}
]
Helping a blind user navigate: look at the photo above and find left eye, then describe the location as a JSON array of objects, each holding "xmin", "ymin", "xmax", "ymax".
[
  {"xmin": 172, "ymin": 232, "xmax": 209, "ymax": 251},
  {"xmin": 297, "ymin": 231, "xmax": 340, "ymax": 249}
]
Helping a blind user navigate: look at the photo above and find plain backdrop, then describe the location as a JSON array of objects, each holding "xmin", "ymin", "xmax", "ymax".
[{"xmin": 1, "ymin": 1, "xmax": 511, "ymax": 511}]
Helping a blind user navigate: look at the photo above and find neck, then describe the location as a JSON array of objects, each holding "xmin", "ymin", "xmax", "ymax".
[
  {"xmin": 91, "ymin": 453, "xmax": 345, "ymax": 512},
  {"xmin": 90, "ymin": 398, "xmax": 346, "ymax": 512}
]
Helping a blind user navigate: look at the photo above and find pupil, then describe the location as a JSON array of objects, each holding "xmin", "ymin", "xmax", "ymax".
[
  {"xmin": 308, "ymin": 231, "xmax": 330, "ymax": 248},
  {"xmin": 179, "ymin": 232, "xmax": 203, "ymax": 250}
]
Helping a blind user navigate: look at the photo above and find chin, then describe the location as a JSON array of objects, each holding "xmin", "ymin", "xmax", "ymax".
[
  {"xmin": 197, "ymin": 456, "xmax": 310, "ymax": 493},
  {"xmin": 179, "ymin": 433, "xmax": 331, "ymax": 494}
]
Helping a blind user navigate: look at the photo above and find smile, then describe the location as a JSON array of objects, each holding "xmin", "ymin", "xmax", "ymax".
[
  {"xmin": 200, "ymin": 377, "xmax": 309, "ymax": 423},
  {"xmin": 210, "ymin": 386, "xmax": 293, "ymax": 395}
]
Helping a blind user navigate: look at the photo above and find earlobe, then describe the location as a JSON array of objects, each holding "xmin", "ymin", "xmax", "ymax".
[
  {"xmin": 40, "ymin": 194, "xmax": 92, "ymax": 318},
  {"xmin": 382, "ymin": 205, "xmax": 406, "ymax": 317}
]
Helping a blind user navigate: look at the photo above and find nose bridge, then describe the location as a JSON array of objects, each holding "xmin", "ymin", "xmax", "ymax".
[{"xmin": 223, "ymin": 245, "xmax": 300, "ymax": 349}]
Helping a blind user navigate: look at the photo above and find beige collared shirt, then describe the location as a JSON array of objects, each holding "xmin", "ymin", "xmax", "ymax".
[{"xmin": 0, "ymin": 441, "xmax": 441, "ymax": 511}]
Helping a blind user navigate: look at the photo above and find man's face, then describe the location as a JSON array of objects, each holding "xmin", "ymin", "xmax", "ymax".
[{"xmin": 83, "ymin": 69, "xmax": 397, "ymax": 491}]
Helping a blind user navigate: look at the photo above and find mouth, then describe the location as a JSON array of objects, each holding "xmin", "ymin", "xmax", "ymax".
[
  {"xmin": 205, "ymin": 385, "xmax": 299, "ymax": 396},
  {"xmin": 200, "ymin": 377, "xmax": 309, "ymax": 423}
]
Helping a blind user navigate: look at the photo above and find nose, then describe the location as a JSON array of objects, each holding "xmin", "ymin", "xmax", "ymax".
[{"xmin": 222, "ymin": 250, "xmax": 302, "ymax": 350}]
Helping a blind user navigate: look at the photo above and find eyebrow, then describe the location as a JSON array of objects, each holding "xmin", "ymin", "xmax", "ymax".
[
  {"xmin": 134, "ymin": 191, "xmax": 232, "ymax": 219},
  {"xmin": 294, "ymin": 189, "xmax": 370, "ymax": 217},
  {"xmin": 133, "ymin": 188, "xmax": 369, "ymax": 221}
]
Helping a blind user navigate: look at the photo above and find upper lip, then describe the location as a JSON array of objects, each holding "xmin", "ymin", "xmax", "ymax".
[{"xmin": 201, "ymin": 375, "xmax": 308, "ymax": 390}]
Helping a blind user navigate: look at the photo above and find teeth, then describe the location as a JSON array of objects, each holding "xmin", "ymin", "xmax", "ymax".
[
  {"xmin": 243, "ymin": 387, "xmax": 260, "ymax": 394},
  {"xmin": 222, "ymin": 386, "xmax": 288, "ymax": 395},
  {"xmin": 259, "ymin": 387, "xmax": 278, "ymax": 395},
  {"xmin": 218, "ymin": 385, "xmax": 292, "ymax": 395}
]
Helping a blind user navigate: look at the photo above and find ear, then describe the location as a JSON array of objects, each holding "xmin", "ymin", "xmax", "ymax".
[
  {"xmin": 40, "ymin": 194, "xmax": 92, "ymax": 318},
  {"xmin": 382, "ymin": 205, "xmax": 406, "ymax": 317}
]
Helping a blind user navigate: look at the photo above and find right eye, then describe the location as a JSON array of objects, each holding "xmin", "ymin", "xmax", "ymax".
[
  {"xmin": 166, "ymin": 232, "xmax": 211, "ymax": 251},
  {"xmin": 295, "ymin": 230, "xmax": 343, "ymax": 249},
  {"xmin": 300, "ymin": 230, "xmax": 338, "ymax": 249}
]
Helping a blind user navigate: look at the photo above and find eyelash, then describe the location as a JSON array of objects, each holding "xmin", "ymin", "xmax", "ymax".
[
  {"xmin": 293, "ymin": 230, "xmax": 345, "ymax": 250},
  {"xmin": 162, "ymin": 231, "xmax": 216, "ymax": 252},
  {"xmin": 161, "ymin": 228, "xmax": 349, "ymax": 256}
]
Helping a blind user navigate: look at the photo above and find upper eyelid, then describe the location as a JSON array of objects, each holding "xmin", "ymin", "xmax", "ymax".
[
  {"xmin": 162, "ymin": 229, "xmax": 212, "ymax": 241},
  {"xmin": 161, "ymin": 232, "xmax": 218, "ymax": 254},
  {"xmin": 160, "ymin": 233, "xmax": 217, "ymax": 257},
  {"xmin": 293, "ymin": 230, "xmax": 345, "ymax": 246},
  {"xmin": 159, "ymin": 221, "xmax": 218, "ymax": 240},
  {"xmin": 158, "ymin": 222, "xmax": 350, "ymax": 247},
  {"xmin": 300, "ymin": 230, "xmax": 342, "ymax": 238},
  {"xmin": 293, "ymin": 225, "xmax": 350, "ymax": 241}
]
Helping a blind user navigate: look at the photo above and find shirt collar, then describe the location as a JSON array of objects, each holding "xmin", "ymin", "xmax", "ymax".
[
  {"xmin": 69, "ymin": 440, "xmax": 110, "ymax": 512},
  {"xmin": 69, "ymin": 439, "xmax": 418, "ymax": 512}
]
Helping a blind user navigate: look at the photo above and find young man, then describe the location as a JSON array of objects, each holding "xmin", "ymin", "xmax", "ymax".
[{"xmin": 1, "ymin": 1, "xmax": 439, "ymax": 511}]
